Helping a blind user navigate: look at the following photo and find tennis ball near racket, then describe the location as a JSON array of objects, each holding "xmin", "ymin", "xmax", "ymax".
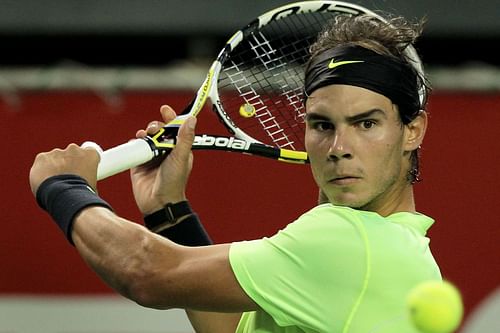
[
  {"xmin": 239, "ymin": 103, "xmax": 256, "ymax": 118},
  {"xmin": 407, "ymin": 280, "xmax": 463, "ymax": 333}
]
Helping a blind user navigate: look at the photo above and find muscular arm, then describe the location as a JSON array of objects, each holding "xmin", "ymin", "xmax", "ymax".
[
  {"xmin": 72, "ymin": 206, "xmax": 256, "ymax": 329},
  {"xmin": 30, "ymin": 109, "xmax": 253, "ymax": 332}
]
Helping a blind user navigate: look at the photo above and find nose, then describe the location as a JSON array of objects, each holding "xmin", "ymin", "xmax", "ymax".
[{"xmin": 327, "ymin": 130, "xmax": 353, "ymax": 161}]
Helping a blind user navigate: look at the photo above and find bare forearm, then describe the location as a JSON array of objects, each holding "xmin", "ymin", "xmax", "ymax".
[
  {"xmin": 70, "ymin": 207, "xmax": 256, "ymax": 313},
  {"xmin": 71, "ymin": 206, "xmax": 181, "ymax": 307}
]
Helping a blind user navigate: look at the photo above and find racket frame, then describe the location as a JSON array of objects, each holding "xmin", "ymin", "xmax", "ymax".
[{"xmin": 93, "ymin": 0, "xmax": 426, "ymax": 180}]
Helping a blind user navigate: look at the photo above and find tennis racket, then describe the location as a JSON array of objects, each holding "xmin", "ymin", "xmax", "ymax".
[{"xmin": 88, "ymin": 1, "xmax": 426, "ymax": 181}]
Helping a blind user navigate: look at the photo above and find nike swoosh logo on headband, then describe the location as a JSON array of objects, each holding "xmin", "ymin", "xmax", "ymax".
[{"xmin": 328, "ymin": 59, "xmax": 364, "ymax": 69}]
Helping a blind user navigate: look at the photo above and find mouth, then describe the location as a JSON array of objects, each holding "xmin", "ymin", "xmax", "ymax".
[{"xmin": 328, "ymin": 175, "xmax": 361, "ymax": 186}]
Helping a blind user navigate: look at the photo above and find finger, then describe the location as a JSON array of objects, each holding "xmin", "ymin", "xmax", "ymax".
[
  {"xmin": 146, "ymin": 121, "xmax": 165, "ymax": 135},
  {"xmin": 173, "ymin": 116, "xmax": 197, "ymax": 158},
  {"xmin": 67, "ymin": 142, "xmax": 100, "ymax": 164},
  {"xmin": 143, "ymin": 106, "xmax": 177, "ymax": 136},
  {"xmin": 82, "ymin": 145, "xmax": 101, "ymax": 164},
  {"xmin": 136, "ymin": 129, "xmax": 147, "ymax": 138},
  {"xmin": 66, "ymin": 143, "xmax": 80, "ymax": 150},
  {"xmin": 160, "ymin": 105, "xmax": 177, "ymax": 123},
  {"xmin": 82, "ymin": 141, "xmax": 103, "ymax": 155}
]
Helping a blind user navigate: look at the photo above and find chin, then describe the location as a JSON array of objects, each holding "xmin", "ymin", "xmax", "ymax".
[{"xmin": 328, "ymin": 194, "xmax": 369, "ymax": 209}]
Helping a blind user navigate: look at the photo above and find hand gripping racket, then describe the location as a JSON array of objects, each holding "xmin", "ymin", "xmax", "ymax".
[{"xmin": 88, "ymin": 1, "xmax": 426, "ymax": 180}]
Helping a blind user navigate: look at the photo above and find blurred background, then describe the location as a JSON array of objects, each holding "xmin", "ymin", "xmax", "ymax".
[{"xmin": 0, "ymin": 1, "xmax": 499, "ymax": 332}]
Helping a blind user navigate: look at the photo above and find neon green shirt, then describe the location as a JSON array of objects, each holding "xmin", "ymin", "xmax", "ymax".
[{"xmin": 229, "ymin": 204, "xmax": 441, "ymax": 333}]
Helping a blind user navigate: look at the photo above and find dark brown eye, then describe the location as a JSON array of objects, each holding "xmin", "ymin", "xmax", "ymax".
[
  {"xmin": 314, "ymin": 121, "xmax": 334, "ymax": 131},
  {"xmin": 361, "ymin": 120, "xmax": 376, "ymax": 129}
]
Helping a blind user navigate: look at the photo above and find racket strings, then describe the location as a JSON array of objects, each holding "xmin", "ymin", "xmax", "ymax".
[
  {"xmin": 222, "ymin": 59, "xmax": 294, "ymax": 148},
  {"xmin": 218, "ymin": 11, "xmax": 337, "ymax": 151},
  {"xmin": 247, "ymin": 31, "xmax": 302, "ymax": 149},
  {"xmin": 249, "ymin": 27, "xmax": 308, "ymax": 137},
  {"xmin": 219, "ymin": 50, "xmax": 304, "ymax": 149}
]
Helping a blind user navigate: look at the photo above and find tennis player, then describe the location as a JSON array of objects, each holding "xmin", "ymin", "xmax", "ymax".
[{"xmin": 29, "ymin": 13, "xmax": 441, "ymax": 333}]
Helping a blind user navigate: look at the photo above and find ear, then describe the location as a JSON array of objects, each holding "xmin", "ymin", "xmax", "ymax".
[{"xmin": 403, "ymin": 111, "xmax": 428, "ymax": 151}]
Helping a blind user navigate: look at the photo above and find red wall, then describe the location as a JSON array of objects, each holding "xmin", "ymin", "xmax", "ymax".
[{"xmin": 1, "ymin": 90, "xmax": 498, "ymax": 326}]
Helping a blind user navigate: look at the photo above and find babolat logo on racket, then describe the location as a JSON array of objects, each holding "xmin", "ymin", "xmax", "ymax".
[{"xmin": 194, "ymin": 135, "xmax": 250, "ymax": 150}]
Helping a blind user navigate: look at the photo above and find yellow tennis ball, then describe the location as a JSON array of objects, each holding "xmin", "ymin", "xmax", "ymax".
[
  {"xmin": 239, "ymin": 103, "xmax": 256, "ymax": 118},
  {"xmin": 407, "ymin": 280, "xmax": 464, "ymax": 333}
]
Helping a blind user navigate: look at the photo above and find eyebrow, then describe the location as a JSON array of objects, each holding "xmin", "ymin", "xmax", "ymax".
[
  {"xmin": 346, "ymin": 108, "xmax": 387, "ymax": 123},
  {"xmin": 305, "ymin": 108, "xmax": 387, "ymax": 123},
  {"xmin": 304, "ymin": 113, "xmax": 330, "ymax": 122}
]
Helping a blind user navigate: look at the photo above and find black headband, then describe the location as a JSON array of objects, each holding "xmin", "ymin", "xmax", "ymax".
[{"xmin": 304, "ymin": 45, "xmax": 421, "ymax": 123}]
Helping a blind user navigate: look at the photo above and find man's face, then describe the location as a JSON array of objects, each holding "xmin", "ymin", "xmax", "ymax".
[{"xmin": 305, "ymin": 84, "xmax": 412, "ymax": 212}]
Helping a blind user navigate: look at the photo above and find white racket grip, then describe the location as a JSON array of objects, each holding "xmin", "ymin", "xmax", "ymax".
[{"xmin": 95, "ymin": 139, "xmax": 155, "ymax": 180}]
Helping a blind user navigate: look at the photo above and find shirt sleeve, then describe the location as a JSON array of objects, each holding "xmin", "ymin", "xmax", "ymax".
[{"xmin": 229, "ymin": 205, "xmax": 368, "ymax": 332}]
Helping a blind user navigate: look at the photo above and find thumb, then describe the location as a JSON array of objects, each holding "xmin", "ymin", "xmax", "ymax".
[{"xmin": 174, "ymin": 116, "xmax": 197, "ymax": 157}]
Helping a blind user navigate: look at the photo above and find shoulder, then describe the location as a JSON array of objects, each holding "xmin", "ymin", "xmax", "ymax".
[
  {"xmin": 299, "ymin": 203, "xmax": 381, "ymax": 221},
  {"xmin": 288, "ymin": 203, "xmax": 383, "ymax": 233},
  {"xmin": 236, "ymin": 204, "xmax": 379, "ymax": 256},
  {"xmin": 230, "ymin": 204, "xmax": 399, "ymax": 264}
]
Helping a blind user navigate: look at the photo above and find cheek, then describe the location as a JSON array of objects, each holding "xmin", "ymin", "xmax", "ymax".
[
  {"xmin": 305, "ymin": 130, "xmax": 323, "ymax": 158},
  {"xmin": 305, "ymin": 132, "xmax": 326, "ymax": 182},
  {"xmin": 361, "ymin": 135, "xmax": 404, "ymax": 174}
]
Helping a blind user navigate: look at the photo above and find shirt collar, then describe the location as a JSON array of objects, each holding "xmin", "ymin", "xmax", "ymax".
[{"xmin": 386, "ymin": 212, "xmax": 435, "ymax": 235}]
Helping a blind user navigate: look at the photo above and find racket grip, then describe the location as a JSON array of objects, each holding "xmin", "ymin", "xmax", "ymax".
[{"xmin": 86, "ymin": 139, "xmax": 155, "ymax": 181}]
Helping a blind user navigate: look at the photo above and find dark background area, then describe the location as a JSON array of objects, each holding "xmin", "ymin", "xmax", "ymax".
[
  {"xmin": 1, "ymin": 34, "xmax": 499, "ymax": 67},
  {"xmin": 0, "ymin": 0, "xmax": 499, "ymax": 67}
]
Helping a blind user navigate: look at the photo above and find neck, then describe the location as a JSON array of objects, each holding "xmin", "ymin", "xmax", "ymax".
[{"xmin": 361, "ymin": 182, "xmax": 416, "ymax": 217}]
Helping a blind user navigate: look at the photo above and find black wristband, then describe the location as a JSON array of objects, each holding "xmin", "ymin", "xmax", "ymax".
[
  {"xmin": 159, "ymin": 213, "xmax": 213, "ymax": 246},
  {"xmin": 144, "ymin": 200, "xmax": 194, "ymax": 232},
  {"xmin": 144, "ymin": 201, "xmax": 212, "ymax": 246},
  {"xmin": 36, "ymin": 174, "xmax": 112, "ymax": 245}
]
